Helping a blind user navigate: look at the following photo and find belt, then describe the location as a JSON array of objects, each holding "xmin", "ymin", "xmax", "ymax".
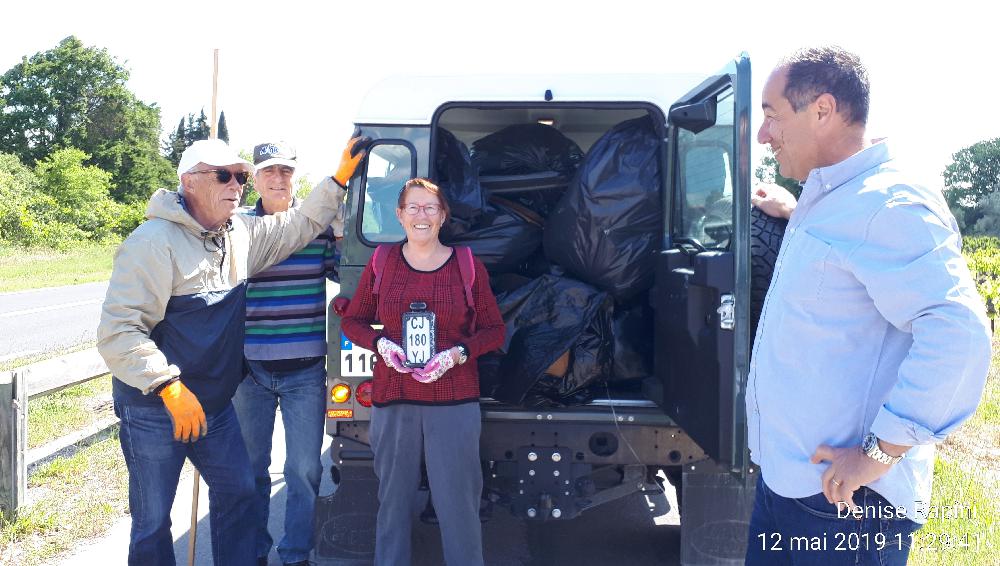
[{"xmin": 257, "ymin": 356, "xmax": 324, "ymax": 372}]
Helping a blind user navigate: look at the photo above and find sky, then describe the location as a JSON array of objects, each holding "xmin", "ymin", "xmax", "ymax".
[{"xmin": 1, "ymin": 0, "xmax": 996, "ymax": 188}]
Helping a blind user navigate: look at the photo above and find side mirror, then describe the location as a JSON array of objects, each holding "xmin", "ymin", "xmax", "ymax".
[{"xmin": 669, "ymin": 97, "xmax": 717, "ymax": 134}]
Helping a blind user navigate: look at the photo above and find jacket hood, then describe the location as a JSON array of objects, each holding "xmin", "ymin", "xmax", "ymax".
[{"xmin": 146, "ymin": 189, "xmax": 231, "ymax": 237}]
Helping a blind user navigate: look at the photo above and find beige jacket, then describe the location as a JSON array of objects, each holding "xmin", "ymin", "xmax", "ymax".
[{"xmin": 97, "ymin": 184, "xmax": 339, "ymax": 395}]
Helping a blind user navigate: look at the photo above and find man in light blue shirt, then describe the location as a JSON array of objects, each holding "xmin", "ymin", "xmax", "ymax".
[{"xmin": 746, "ymin": 46, "xmax": 991, "ymax": 566}]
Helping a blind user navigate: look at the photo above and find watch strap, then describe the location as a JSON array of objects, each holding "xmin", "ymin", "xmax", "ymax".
[
  {"xmin": 863, "ymin": 433, "xmax": 904, "ymax": 465},
  {"xmin": 455, "ymin": 343, "xmax": 469, "ymax": 365}
]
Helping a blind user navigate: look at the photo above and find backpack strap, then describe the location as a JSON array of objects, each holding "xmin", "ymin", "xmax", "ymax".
[
  {"xmin": 374, "ymin": 244, "xmax": 477, "ymax": 324},
  {"xmin": 371, "ymin": 244, "xmax": 391, "ymax": 296},
  {"xmin": 454, "ymin": 245, "xmax": 477, "ymax": 330},
  {"xmin": 455, "ymin": 246, "xmax": 476, "ymax": 310}
]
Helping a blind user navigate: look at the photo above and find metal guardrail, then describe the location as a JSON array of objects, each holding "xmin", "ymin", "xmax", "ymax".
[{"xmin": 0, "ymin": 348, "xmax": 109, "ymax": 520}]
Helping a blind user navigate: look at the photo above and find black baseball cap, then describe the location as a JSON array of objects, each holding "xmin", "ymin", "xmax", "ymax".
[{"xmin": 253, "ymin": 141, "xmax": 297, "ymax": 170}]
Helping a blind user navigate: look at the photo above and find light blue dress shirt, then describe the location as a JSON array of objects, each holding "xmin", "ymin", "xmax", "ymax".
[{"xmin": 747, "ymin": 140, "xmax": 991, "ymax": 523}]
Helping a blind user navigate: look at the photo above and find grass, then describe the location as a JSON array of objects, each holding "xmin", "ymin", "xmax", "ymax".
[
  {"xmin": 909, "ymin": 458, "xmax": 1000, "ymax": 564},
  {"xmin": 26, "ymin": 375, "xmax": 112, "ymax": 448},
  {"xmin": 0, "ymin": 242, "xmax": 117, "ymax": 293},
  {"xmin": 967, "ymin": 357, "xmax": 1000, "ymax": 430},
  {"xmin": 909, "ymin": 336, "xmax": 1000, "ymax": 564},
  {"xmin": 0, "ymin": 430, "xmax": 128, "ymax": 565}
]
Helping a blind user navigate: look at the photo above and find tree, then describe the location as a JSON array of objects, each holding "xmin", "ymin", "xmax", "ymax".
[
  {"xmin": 164, "ymin": 117, "xmax": 187, "ymax": 168},
  {"xmin": 754, "ymin": 147, "xmax": 802, "ymax": 198},
  {"xmin": 34, "ymin": 147, "xmax": 133, "ymax": 241},
  {"xmin": 943, "ymin": 137, "xmax": 1000, "ymax": 230},
  {"xmin": 164, "ymin": 109, "xmax": 212, "ymax": 169},
  {"xmin": 186, "ymin": 110, "xmax": 210, "ymax": 145},
  {"xmin": 217, "ymin": 111, "xmax": 230, "ymax": 143},
  {"xmin": 239, "ymin": 149, "xmax": 257, "ymax": 206},
  {"xmin": 969, "ymin": 192, "xmax": 1000, "ymax": 237},
  {"xmin": 0, "ymin": 36, "xmax": 174, "ymax": 203},
  {"xmin": 0, "ymin": 153, "xmax": 42, "ymax": 244}
]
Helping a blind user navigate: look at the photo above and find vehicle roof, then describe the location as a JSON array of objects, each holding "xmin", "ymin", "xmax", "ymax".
[{"xmin": 354, "ymin": 73, "xmax": 710, "ymax": 125}]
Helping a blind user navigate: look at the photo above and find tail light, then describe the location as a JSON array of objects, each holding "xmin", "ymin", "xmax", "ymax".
[
  {"xmin": 331, "ymin": 383, "xmax": 351, "ymax": 403},
  {"xmin": 356, "ymin": 379, "xmax": 373, "ymax": 407}
]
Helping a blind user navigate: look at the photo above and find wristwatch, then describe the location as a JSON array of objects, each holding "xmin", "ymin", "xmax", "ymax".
[
  {"xmin": 862, "ymin": 433, "xmax": 904, "ymax": 465},
  {"xmin": 455, "ymin": 344, "xmax": 469, "ymax": 365}
]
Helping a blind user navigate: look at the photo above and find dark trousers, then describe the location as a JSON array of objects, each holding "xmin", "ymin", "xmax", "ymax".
[
  {"xmin": 746, "ymin": 474, "xmax": 920, "ymax": 566},
  {"xmin": 115, "ymin": 400, "xmax": 256, "ymax": 566},
  {"xmin": 370, "ymin": 402, "xmax": 484, "ymax": 566}
]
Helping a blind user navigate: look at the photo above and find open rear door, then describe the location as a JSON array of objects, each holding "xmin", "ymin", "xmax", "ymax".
[{"xmin": 653, "ymin": 55, "xmax": 751, "ymax": 472}]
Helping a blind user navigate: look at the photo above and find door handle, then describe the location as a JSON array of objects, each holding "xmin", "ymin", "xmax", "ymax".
[{"xmin": 717, "ymin": 294, "xmax": 735, "ymax": 330}]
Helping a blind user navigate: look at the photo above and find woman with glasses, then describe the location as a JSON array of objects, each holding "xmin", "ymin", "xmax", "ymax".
[{"xmin": 341, "ymin": 177, "xmax": 505, "ymax": 566}]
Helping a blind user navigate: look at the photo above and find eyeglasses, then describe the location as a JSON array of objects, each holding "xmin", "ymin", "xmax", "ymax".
[
  {"xmin": 402, "ymin": 203, "xmax": 442, "ymax": 216},
  {"xmin": 188, "ymin": 169, "xmax": 250, "ymax": 186}
]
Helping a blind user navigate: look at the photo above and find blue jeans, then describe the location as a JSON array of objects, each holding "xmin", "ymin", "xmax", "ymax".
[
  {"xmin": 115, "ymin": 399, "xmax": 256, "ymax": 566},
  {"xmin": 746, "ymin": 475, "xmax": 920, "ymax": 566},
  {"xmin": 232, "ymin": 359, "xmax": 326, "ymax": 563}
]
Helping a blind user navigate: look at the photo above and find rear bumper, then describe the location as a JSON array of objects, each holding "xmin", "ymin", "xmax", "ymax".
[{"xmin": 330, "ymin": 404, "xmax": 705, "ymax": 468}]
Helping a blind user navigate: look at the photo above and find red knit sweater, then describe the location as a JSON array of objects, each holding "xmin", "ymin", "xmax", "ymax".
[{"xmin": 341, "ymin": 244, "xmax": 505, "ymax": 406}]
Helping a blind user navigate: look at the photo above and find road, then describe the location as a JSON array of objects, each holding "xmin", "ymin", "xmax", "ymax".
[
  {"xmin": 0, "ymin": 281, "xmax": 108, "ymax": 363},
  {"xmin": 58, "ymin": 416, "xmax": 682, "ymax": 566},
  {"xmin": 315, "ymin": 466, "xmax": 681, "ymax": 565}
]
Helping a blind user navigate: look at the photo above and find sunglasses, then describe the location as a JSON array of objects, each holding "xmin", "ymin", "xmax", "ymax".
[{"xmin": 188, "ymin": 169, "xmax": 250, "ymax": 185}]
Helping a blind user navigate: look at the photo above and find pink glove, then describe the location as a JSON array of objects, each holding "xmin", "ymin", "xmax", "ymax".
[
  {"xmin": 377, "ymin": 337, "xmax": 412, "ymax": 373},
  {"xmin": 411, "ymin": 349, "xmax": 456, "ymax": 384}
]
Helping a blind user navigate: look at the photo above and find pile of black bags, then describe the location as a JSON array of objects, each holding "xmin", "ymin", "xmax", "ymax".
[
  {"xmin": 543, "ymin": 116, "xmax": 662, "ymax": 301},
  {"xmin": 436, "ymin": 119, "xmax": 661, "ymax": 406}
]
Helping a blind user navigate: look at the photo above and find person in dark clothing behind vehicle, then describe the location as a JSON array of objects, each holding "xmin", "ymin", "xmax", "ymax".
[
  {"xmin": 233, "ymin": 141, "xmax": 345, "ymax": 566},
  {"xmin": 341, "ymin": 177, "xmax": 505, "ymax": 566},
  {"xmin": 97, "ymin": 136, "xmax": 368, "ymax": 566},
  {"xmin": 745, "ymin": 46, "xmax": 991, "ymax": 565}
]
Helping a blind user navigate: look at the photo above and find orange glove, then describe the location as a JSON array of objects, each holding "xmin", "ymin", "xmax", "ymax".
[
  {"xmin": 333, "ymin": 135, "xmax": 373, "ymax": 186},
  {"xmin": 159, "ymin": 380, "xmax": 207, "ymax": 442}
]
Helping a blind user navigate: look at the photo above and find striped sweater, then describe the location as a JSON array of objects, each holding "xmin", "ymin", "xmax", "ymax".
[{"xmin": 243, "ymin": 198, "xmax": 339, "ymax": 360}]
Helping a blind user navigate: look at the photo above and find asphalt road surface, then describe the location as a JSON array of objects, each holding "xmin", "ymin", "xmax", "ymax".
[
  {"xmin": 0, "ymin": 281, "xmax": 108, "ymax": 363},
  {"xmin": 314, "ymin": 466, "xmax": 682, "ymax": 566}
]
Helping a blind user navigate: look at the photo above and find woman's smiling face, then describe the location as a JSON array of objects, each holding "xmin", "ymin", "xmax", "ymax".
[{"xmin": 396, "ymin": 185, "xmax": 446, "ymax": 245}]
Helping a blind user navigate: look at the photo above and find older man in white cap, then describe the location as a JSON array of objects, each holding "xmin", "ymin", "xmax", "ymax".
[{"xmin": 97, "ymin": 136, "xmax": 368, "ymax": 566}]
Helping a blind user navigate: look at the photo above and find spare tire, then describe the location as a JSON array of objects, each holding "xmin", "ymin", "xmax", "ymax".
[{"xmin": 750, "ymin": 206, "xmax": 787, "ymax": 343}]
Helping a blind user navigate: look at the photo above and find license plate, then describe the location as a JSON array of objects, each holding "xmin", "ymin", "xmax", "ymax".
[
  {"xmin": 402, "ymin": 311, "xmax": 436, "ymax": 368},
  {"xmin": 340, "ymin": 332, "xmax": 376, "ymax": 377}
]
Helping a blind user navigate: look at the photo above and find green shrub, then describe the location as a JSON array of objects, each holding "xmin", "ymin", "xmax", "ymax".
[
  {"xmin": 0, "ymin": 148, "xmax": 142, "ymax": 249},
  {"xmin": 964, "ymin": 236, "xmax": 1000, "ymax": 318}
]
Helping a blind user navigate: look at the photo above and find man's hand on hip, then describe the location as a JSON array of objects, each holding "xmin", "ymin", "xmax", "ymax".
[
  {"xmin": 752, "ymin": 183, "xmax": 797, "ymax": 220},
  {"xmin": 159, "ymin": 380, "xmax": 208, "ymax": 442},
  {"xmin": 811, "ymin": 444, "xmax": 892, "ymax": 514}
]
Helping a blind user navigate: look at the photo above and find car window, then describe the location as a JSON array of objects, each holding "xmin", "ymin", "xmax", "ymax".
[
  {"xmin": 674, "ymin": 87, "xmax": 735, "ymax": 250},
  {"xmin": 361, "ymin": 143, "xmax": 414, "ymax": 243}
]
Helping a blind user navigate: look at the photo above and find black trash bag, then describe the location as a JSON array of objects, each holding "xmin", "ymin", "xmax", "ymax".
[
  {"xmin": 609, "ymin": 297, "xmax": 655, "ymax": 381},
  {"xmin": 442, "ymin": 197, "xmax": 543, "ymax": 273},
  {"xmin": 478, "ymin": 353, "xmax": 504, "ymax": 399},
  {"xmin": 543, "ymin": 115, "xmax": 662, "ymax": 301},
  {"xmin": 491, "ymin": 275, "xmax": 613, "ymax": 405},
  {"xmin": 504, "ymin": 186, "xmax": 567, "ymax": 220},
  {"xmin": 522, "ymin": 297, "xmax": 614, "ymax": 407},
  {"xmin": 471, "ymin": 124, "xmax": 584, "ymax": 177},
  {"xmin": 435, "ymin": 127, "xmax": 486, "ymax": 224}
]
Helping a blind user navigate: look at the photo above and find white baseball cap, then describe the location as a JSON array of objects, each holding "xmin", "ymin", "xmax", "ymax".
[{"xmin": 177, "ymin": 139, "xmax": 253, "ymax": 179}]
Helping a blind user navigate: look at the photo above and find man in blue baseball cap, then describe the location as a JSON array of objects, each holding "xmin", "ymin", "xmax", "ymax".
[{"xmin": 233, "ymin": 141, "xmax": 346, "ymax": 566}]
